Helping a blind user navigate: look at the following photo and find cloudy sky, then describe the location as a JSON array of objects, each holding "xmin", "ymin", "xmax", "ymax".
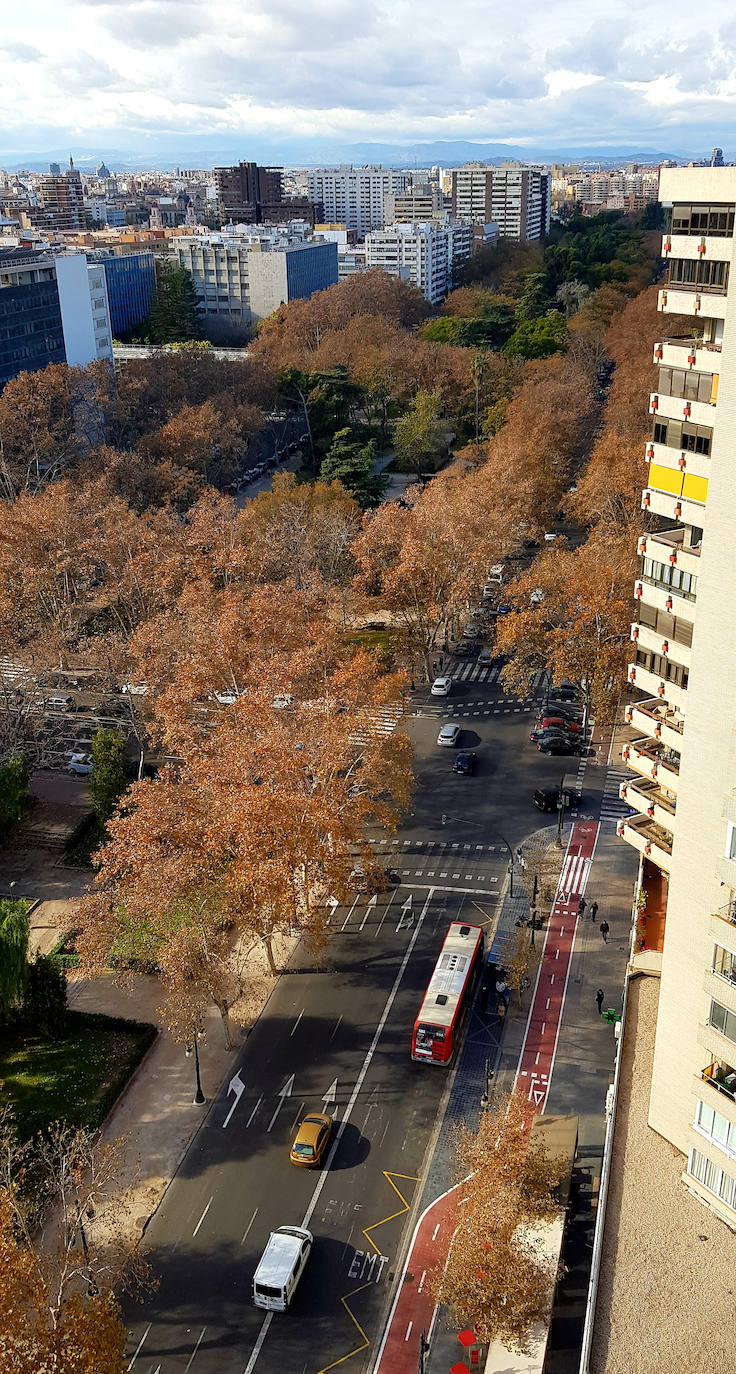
[{"xmin": 2, "ymin": 0, "xmax": 735, "ymax": 165}]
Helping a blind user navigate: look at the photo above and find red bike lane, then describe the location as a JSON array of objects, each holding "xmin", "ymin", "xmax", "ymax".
[{"xmin": 371, "ymin": 820, "xmax": 599, "ymax": 1374}]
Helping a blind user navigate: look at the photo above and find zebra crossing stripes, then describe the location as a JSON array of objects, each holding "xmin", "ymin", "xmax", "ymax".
[
  {"xmin": 444, "ymin": 664, "xmax": 548, "ymax": 689},
  {"xmin": 600, "ymin": 769, "xmax": 632, "ymax": 825},
  {"xmin": 351, "ymin": 703, "xmax": 405, "ymax": 744}
]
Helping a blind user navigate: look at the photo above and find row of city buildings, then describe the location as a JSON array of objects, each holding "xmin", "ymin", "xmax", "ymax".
[{"xmin": 617, "ymin": 165, "xmax": 736, "ymax": 1228}]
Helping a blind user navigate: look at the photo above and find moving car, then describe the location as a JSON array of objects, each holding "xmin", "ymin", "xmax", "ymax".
[
  {"xmin": 290, "ymin": 1112, "xmax": 333, "ymax": 1167},
  {"xmin": 253, "ymin": 1226, "xmax": 313, "ymax": 1312},
  {"xmin": 438, "ymin": 723, "xmax": 462, "ymax": 747},
  {"xmin": 533, "ymin": 784, "xmax": 582, "ymax": 812},
  {"xmin": 431, "ymin": 676, "xmax": 452, "ymax": 697},
  {"xmin": 478, "ymin": 647, "xmax": 495, "ymax": 666},
  {"xmin": 453, "ymin": 642, "xmax": 475, "ymax": 658},
  {"xmin": 452, "ymin": 750, "xmax": 477, "ymax": 775}
]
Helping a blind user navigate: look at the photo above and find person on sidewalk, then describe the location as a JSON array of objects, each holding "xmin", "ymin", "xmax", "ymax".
[
  {"xmin": 579, "ymin": 896, "xmax": 587, "ymax": 917},
  {"xmin": 596, "ymin": 987, "xmax": 604, "ymax": 1015},
  {"xmin": 590, "ymin": 900, "xmax": 598, "ymax": 922},
  {"xmin": 600, "ymin": 920, "xmax": 610, "ymax": 943}
]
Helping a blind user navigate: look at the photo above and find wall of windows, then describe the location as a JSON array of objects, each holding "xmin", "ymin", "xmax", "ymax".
[
  {"xmin": 657, "ymin": 365, "xmax": 717, "ymax": 405},
  {"xmin": 709, "ymin": 998, "xmax": 736, "ymax": 1043},
  {"xmin": 688, "ymin": 1146, "xmax": 736, "ymax": 1209},
  {"xmin": 694, "ymin": 1099, "xmax": 736, "ymax": 1159},
  {"xmin": 652, "ymin": 417, "xmax": 712, "ymax": 454},
  {"xmin": 671, "ymin": 204, "xmax": 735, "ymax": 236},
  {"xmin": 713, "ymin": 943, "xmax": 736, "ymax": 985},
  {"xmin": 641, "ymin": 555, "xmax": 698, "ymax": 601},
  {"xmin": 667, "ymin": 257, "xmax": 730, "ymax": 291}
]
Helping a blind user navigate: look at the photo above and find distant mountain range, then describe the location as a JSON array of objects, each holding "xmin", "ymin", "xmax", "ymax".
[{"xmin": 2, "ymin": 135, "xmax": 692, "ymax": 174}]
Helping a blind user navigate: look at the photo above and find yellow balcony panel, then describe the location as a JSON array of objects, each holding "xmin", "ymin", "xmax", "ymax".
[{"xmin": 646, "ymin": 458, "xmax": 710, "ymax": 498}]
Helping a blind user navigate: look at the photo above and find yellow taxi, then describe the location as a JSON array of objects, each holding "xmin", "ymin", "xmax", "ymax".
[{"xmin": 289, "ymin": 1112, "xmax": 333, "ymax": 1167}]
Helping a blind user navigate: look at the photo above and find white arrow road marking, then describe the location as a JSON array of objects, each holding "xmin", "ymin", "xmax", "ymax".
[
  {"xmin": 322, "ymin": 1078, "xmax": 338, "ymax": 1112},
  {"xmin": 126, "ymin": 1324, "xmax": 150, "ymax": 1369},
  {"xmin": 396, "ymin": 894, "xmax": 414, "ymax": 932},
  {"xmin": 243, "ymin": 889, "xmax": 434, "ymax": 1374},
  {"xmin": 266, "ymin": 1074, "xmax": 294, "ymax": 1132},
  {"xmin": 359, "ymin": 892, "xmax": 378, "ymax": 930},
  {"xmin": 222, "ymin": 1070, "xmax": 246, "ymax": 1128}
]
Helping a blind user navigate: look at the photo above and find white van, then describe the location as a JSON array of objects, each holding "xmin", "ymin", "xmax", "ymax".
[
  {"xmin": 47, "ymin": 694, "xmax": 74, "ymax": 711},
  {"xmin": 252, "ymin": 1225, "xmax": 313, "ymax": 1311}
]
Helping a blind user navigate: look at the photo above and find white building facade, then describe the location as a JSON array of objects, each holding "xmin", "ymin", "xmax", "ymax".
[
  {"xmin": 364, "ymin": 220, "xmax": 473, "ymax": 305},
  {"xmin": 172, "ymin": 230, "xmax": 338, "ymax": 326},
  {"xmin": 619, "ymin": 167, "xmax": 736, "ymax": 1227},
  {"xmin": 53, "ymin": 252, "xmax": 113, "ymax": 366},
  {"xmin": 451, "ymin": 162, "xmax": 550, "ymax": 240},
  {"xmin": 307, "ymin": 166, "xmax": 410, "ymax": 236}
]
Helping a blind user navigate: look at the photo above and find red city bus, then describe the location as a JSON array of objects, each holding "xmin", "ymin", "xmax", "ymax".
[{"xmin": 411, "ymin": 922, "xmax": 485, "ymax": 1064}]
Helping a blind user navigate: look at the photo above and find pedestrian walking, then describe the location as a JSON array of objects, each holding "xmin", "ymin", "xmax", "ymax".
[
  {"xmin": 590, "ymin": 900, "xmax": 599, "ymax": 922},
  {"xmin": 595, "ymin": 987, "xmax": 604, "ymax": 1015},
  {"xmin": 579, "ymin": 896, "xmax": 587, "ymax": 916},
  {"xmin": 600, "ymin": 920, "xmax": 610, "ymax": 943}
]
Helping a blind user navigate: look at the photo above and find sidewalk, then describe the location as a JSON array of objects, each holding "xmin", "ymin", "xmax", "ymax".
[{"xmin": 67, "ymin": 932, "xmax": 298, "ymax": 1254}]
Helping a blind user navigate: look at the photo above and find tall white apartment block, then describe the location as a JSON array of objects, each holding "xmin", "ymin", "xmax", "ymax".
[
  {"xmin": 619, "ymin": 167, "xmax": 736, "ymax": 1226},
  {"xmin": 306, "ymin": 166, "xmax": 410, "ymax": 236},
  {"xmin": 451, "ymin": 162, "xmax": 550, "ymax": 240},
  {"xmin": 364, "ymin": 220, "xmax": 472, "ymax": 305},
  {"xmin": 53, "ymin": 252, "xmax": 113, "ymax": 366}
]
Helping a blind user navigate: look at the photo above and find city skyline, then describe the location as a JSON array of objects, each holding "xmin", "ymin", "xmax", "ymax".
[{"xmin": 2, "ymin": 0, "xmax": 736, "ymax": 165}]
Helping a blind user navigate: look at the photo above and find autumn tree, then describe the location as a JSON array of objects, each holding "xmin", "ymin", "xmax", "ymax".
[
  {"xmin": 0, "ymin": 363, "xmax": 90, "ymax": 500},
  {"xmin": 0, "ymin": 1110, "xmax": 147, "ymax": 1373},
  {"xmin": 240, "ymin": 471, "xmax": 361, "ymax": 591},
  {"xmin": 433, "ymin": 1090, "xmax": 564, "ymax": 1352},
  {"xmin": 393, "ymin": 389, "xmax": 446, "ymax": 477},
  {"xmin": 496, "ymin": 530, "xmax": 636, "ymax": 723}
]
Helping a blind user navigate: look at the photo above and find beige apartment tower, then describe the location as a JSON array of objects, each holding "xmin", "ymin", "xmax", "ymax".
[{"xmin": 620, "ymin": 167, "xmax": 736, "ymax": 1225}]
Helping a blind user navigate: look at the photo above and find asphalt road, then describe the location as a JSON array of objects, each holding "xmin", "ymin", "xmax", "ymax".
[{"xmin": 125, "ymin": 664, "xmax": 595, "ymax": 1374}]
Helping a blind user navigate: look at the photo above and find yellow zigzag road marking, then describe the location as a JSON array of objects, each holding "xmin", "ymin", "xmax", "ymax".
[
  {"xmin": 315, "ymin": 1282, "xmax": 373, "ymax": 1374},
  {"xmin": 363, "ymin": 1171, "xmax": 418, "ymax": 1256}
]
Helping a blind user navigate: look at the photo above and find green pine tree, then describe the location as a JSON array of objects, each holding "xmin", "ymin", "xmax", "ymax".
[{"xmin": 148, "ymin": 262, "xmax": 203, "ymax": 344}]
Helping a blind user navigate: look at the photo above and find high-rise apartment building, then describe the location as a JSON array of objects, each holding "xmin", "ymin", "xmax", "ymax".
[
  {"xmin": 620, "ymin": 167, "xmax": 736, "ymax": 1226},
  {"xmin": 307, "ymin": 166, "xmax": 410, "ymax": 236},
  {"xmin": 39, "ymin": 157, "xmax": 86, "ymax": 232},
  {"xmin": 53, "ymin": 253, "xmax": 113, "ymax": 367},
  {"xmin": 364, "ymin": 220, "xmax": 473, "ymax": 305},
  {"xmin": 450, "ymin": 162, "xmax": 550, "ymax": 240},
  {"xmin": 214, "ymin": 162, "xmax": 321, "ymax": 228},
  {"xmin": 384, "ymin": 183, "xmax": 445, "ymax": 224}
]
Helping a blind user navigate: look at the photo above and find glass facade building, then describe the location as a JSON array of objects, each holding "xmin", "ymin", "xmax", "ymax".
[{"xmin": 99, "ymin": 252, "xmax": 155, "ymax": 336}]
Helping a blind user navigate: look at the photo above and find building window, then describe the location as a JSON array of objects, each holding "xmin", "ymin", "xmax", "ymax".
[
  {"xmin": 710, "ymin": 997, "xmax": 736, "ymax": 1042},
  {"xmin": 688, "ymin": 1146, "xmax": 736, "ymax": 1209},
  {"xmin": 726, "ymin": 824, "xmax": 736, "ymax": 862},
  {"xmin": 714, "ymin": 944, "xmax": 736, "ymax": 985}
]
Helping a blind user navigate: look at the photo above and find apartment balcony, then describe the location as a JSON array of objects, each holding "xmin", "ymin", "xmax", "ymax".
[
  {"xmin": 659, "ymin": 285, "xmax": 728, "ymax": 320},
  {"xmin": 663, "ymin": 232, "xmax": 734, "ymax": 261},
  {"xmin": 617, "ymin": 813, "xmax": 673, "ymax": 872},
  {"xmin": 649, "ymin": 390, "xmax": 715, "ymax": 428},
  {"xmin": 654, "ymin": 337, "xmax": 722, "ymax": 372},
  {"xmin": 697, "ymin": 1018, "xmax": 736, "ymax": 1064},
  {"xmin": 711, "ymin": 900, "xmax": 736, "ymax": 943},
  {"xmin": 619, "ymin": 775, "xmax": 676, "ymax": 830},
  {"xmin": 636, "ymin": 575, "xmax": 696, "ymax": 620},
  {"xmin": 705, "ymin": 968, "xmax": 736, "ymax": 1016},
  {"xmin": 625, "ymin": 697, "xmax": 684, "ymax": 752},
  {"xmin": 627, "ymin": 662, "xmax": 688, "ymax": 713},
  {"xmin": 641, "ymin": 484, "xmax": 706, "ymax": 525},
  {"xmin": 638, "ymin": 528, "xmax": 701, "ymax": 579},
  {"xmin": 697, "ymin": 1065, "xmax": 736, "ymax": 1128},
  {"xmin": 630, "ymin": 622, "xmax": 692, "ymax": 672},
  {"xmin": 623, "ymin": 737, "xmax": 680, "ymax": 794},
  {"xmin": 646, "ymin": 438, "xmax": 711, "ymax": 486}
]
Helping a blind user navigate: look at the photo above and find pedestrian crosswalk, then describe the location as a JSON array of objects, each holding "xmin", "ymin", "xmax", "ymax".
[
  {"xmin": 600, "ymin": 769, "xmax": 632, "ymax": 825},
  {"xmin": 351, "ymin": 703, "xmax": 405, "ymax": 745},
  {"xmin": 442, "ymin": 664, "xmax": 549, "ymax": 688}
]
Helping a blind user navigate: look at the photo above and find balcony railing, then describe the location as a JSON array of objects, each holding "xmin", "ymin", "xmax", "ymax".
[
  {"xmin": 713, "ymin": 899, "xmax": 736, "ymax": 929},
  {"xmin": 640, "ymin": 571, "xmax": 696, "ymax": 602},
  {"xmin": 664, "ymin": 275, "xmax": 729, "ymax": 297},
  {"xmin": 629, "ymin": 698, "xmax": 685, "ymax": 735},
  {"xmin": 657, "ymin": 335, "xmax": 722, "ymax": 353},
  {"xmin": 702, "ymin": 1064, "xmax": 736, "ymax": 1103}
]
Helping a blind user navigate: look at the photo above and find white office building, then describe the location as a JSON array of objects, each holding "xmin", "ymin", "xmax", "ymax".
[
  {"xmin": 451, "ymin": 162, "xmax": 550, "ymax": 240},
  {"xmin": 173, "ymin": 230, "xmax": 338, "ymax": 327},
  {"xmin": 364, "ymin": 220, "xmax": 473, "ymax": 305},
  {"xmin": 307, "ymin": 166, "xmax": 410, "ymax": 236},
  {"xmin": 53, "ymin": 252, "xmax": 113, "ymax": 367}
]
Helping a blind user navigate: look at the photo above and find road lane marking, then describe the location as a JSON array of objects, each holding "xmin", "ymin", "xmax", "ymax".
[
  {"xmin": 266, "ymin": 1074, "xmax": 294, "ymax": 1132},
  {"xmin": 292, "ymin": 1100, "xmax": 306, "ymax": 1125},
  {"xmin": 222, "ymin": 1070, "xmax": 246, "ymax": 1128},
  {"xmin": 246, "ymin": 1095, "xmax": 262, "ymax": 1127},
  {"xmin": 241, "ymin": 1207, "xmax": 259, "ymax": 1245},
  {"xmin": 374, "ymin": 888, "xmax": 398, "ymax": 938},
  {"xmin": 363, "ymin": 1172, "xmax": 418, "ymax": 1255},
  {"xmin": 244, "ymin": 891, "xmax": 433, "ymax": 1374},
  {"xmin": 418, "ymin": 1270, "xmax": 426, "ymax": 1293},
  {"xmin": 290, "ymin": 1009, "xmax": 304, "ymax": 1036},
  {"xmin": 126, "ymin": 1323, "xmax": 151, "ymax": 1369},
  {"xmin": 315, "ymin": 1281, "xmax": 373, "ymax": 1374},
  {"xmin": 329, "ymin": 1016, "xmax": 343, "ymax": 1041},
  {"xmin": 192, "ymin": 1197, "xmax": 212, "ymax": 1237},
  {"xmin": 341, "ymin": 896, "xmax": 360, "ymax": 931},
  {"xmin": 184, "ymin": 1326, "xmax": 206, "ymax": 1370},
  {"xmin": 404, "ymin": 1322, "xmax": 413, "ymax": 1341}
]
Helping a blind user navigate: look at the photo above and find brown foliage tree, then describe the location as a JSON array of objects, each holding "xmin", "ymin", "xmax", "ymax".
[
  {"xmin": 433, "ymin": 1090, "xmax": 564, "ymax": 1352},
  {"xmin": 0, "ymin": 364, "xmax": 91, "ymax": 500}
]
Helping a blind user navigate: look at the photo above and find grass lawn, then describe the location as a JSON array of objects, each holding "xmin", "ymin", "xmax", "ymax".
[
  {"xmin": 0, "ymin": 1010, "xmax": 157, "ymax": 1141},
  {"xmin": 343, "ymin": 628, "xmax": 395, "ymax": 654}
]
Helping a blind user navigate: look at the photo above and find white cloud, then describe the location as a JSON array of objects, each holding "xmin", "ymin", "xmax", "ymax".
[{"xmin": 0, "ymin": 0, "xmax": 735, "ymax": 160}]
